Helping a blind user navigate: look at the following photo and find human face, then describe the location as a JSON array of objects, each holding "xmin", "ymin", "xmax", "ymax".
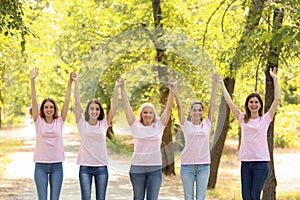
[
  {"xmin": 43, "ymin": 101, "xmax": 55, "ymax": 118},
  {"xmin": 88, "ymin": 103, "xmax": 101, "ymax": 121},
  {"xmin": 141, "ymin": 107, "xmax": 154, "ymax": 126},
  {"xmin": 190, "ymin": 104, "xmax": 204, "ymax": 122},
  {"xmin": 247, "ymin": 97, "xmax": 261, "ymax": 113}
]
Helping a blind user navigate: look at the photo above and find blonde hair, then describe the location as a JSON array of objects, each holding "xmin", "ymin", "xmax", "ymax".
[{"xmin": 138, "ymin": 103, "xmax": 159, "ymax": 123}]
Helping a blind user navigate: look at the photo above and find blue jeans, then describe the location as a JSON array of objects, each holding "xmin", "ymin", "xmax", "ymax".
[
  {"xmin": 79, "ymin": 166, "xmax": 108, "ymax": 200},
  {"xmin": 129, "ymin": 165, "xmax": 162, "ymax": 200},
  {"xmin": 180, "ymin": 164, "xmax": 210, "ymax": 200},
  {"xmin": 241, "ymin": 161, "xmax": 270, "ymax": 200},
  {"xmin": 34, "ymin": 162, "xmax": 63, "ymax": 200}
]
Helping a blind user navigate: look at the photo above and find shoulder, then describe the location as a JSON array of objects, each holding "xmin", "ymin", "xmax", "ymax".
[
  {"xmin": 203, "ymin": 118, "xmax": 211, "ymax": 127},
  {"xmin": 263, "ymin": 112, "xmax": 272, "ymax": 122}
]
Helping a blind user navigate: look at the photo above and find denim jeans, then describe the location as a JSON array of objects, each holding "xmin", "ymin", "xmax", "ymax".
[
  {"xmin": 129, "ymin": 165, "xmax": 162, "ymax": 200},
  {"xmin": 241, "ymin": 161, "xmax": 270, "ymax": 200},
  {"xmin": 79, "ymin": 166, "xmax": 108, "ymax": 200},
  {"xmin": 180, "ymin": 164, "xmax": 210, "ymax": 200},
  {"xmin": 34, "ymin": 162, "xmax": 63, "ymax": 200}
]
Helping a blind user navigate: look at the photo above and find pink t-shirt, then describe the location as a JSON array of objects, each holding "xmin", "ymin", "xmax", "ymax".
[
  {"xmin": 33, "ymin": 116, "xmax": 65, "ymax": 163},
  {"xmin": 76, "ymin": 117, "xmax": 109, "ymax": 166},
  {"xmin": 238, "ymin": 112, "xmax": 272, "ymax": 161},
  {"xmin": 130, "ymin": 119, "xmax": 165, "ymax": 166},
  {"xmin": 180, "ymin": 118, "xmax": 212, "ymax": 165}
]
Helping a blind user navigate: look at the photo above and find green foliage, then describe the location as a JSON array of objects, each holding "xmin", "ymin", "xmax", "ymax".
[
  {"xmin": 0, "ymin": 34, "xmax": 29, "ymax": 125},
  {"xmin": 0, "ymin": 0, "xmax": 28, "ymax": 36},
  {"xmin": 274, "ymin": 104, "xmax": 300, "ymax": 148},
  {"xmin": 107, "ymin": 134, "xmax": 133, "ymax": 154},
  {"xmin": 0, "ymin": 0, "xmax": 299, "ymax": 153}
]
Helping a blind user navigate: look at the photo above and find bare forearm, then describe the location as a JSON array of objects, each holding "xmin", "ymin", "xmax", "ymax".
[
  {"xmin": 120, "ymin": 87, "xmax": 135, "ymax": 125},
  {"xmin": 61, "ymin": 79, "xmax": 72, "ymax": 121},
  {"xmin": 74, "ymin": 81, "xmax": 81, "ymax": 122},
  {"xmin": 107, "ymin": 86, "xmax": 119, "ymax": 124},
  {"xmin": 30, "ymin": 79, "xmax": 38, "ymax": 120},
  {"xmin": 208, "ymin": 81, "xmax": 217, "ymax": 122},
  {"xmin": 273, "ymin": 78, "xmax": 281, "ymax": 101},
  {"xmin": 173, "ymin": 89, "xmax": 184, "ymax": 124}
]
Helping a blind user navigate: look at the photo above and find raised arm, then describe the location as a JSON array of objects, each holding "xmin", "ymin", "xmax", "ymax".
[
  {"xmin": 268, "ymin": 67, "xmax": 281, "ymax": 118},
  {"xmin": 61, "ymin": 72, "xmax": 75, "ymax": 122},
  {"xmin": 120, "ymin": 78, "xmax": 136, "ymax": 126},
  {"xmin": 208, "ymin": 73, "xmax": 217, "ymax": 123},
  {"xmin": 73, "ymin": 73, "xmax": 82, "ymax": 123},
  {"xmin": 30, "ymin": 68, "xmax": 39, "ymax": 122},
  {"xmin": 160, "ymin": 80, "xmax": 175, "ymax": 126},
  {"xmin": 216, "ymin": 74, "xmax": 240, "ymax": 119},
  {"xmin": 106, "ymin": 79, "xmax": 121, "ymax": 125},
  {"xmin": 170, "ymin": 79, "xmax": 185, "ymax": 125}
]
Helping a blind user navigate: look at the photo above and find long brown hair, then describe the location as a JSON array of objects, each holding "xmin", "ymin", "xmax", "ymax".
[
  {"xmin": 243, "ymin": 93, "xmax": 264, "ymax": 123},
  {"xmin": 190, "ymin": 101, "xmax": 204, "ymax": 122},
  {"xmin": 39, "ymin": 97, "xmax": 59, "ymax": 119},
  {"xmin": 84, "ymin": 99, "xmax": 105, "ymax": 122}
]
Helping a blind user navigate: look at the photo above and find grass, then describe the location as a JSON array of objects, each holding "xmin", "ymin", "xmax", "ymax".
[
  {"xmin": 0, "ymin": 138, "xmax": 23, "ymax": 177},
  {"xmin": 277, "ymin": 192, "xmax": 300, "ymax": 200}
]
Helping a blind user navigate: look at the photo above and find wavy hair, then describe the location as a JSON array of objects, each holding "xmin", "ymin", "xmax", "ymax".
[
  {"xmin": 243, "ymin": 93, "xmax": 264, "ymax": 123},
  {"xmin": 84, "ymin": 99, "xmax": 105, "ymax": 122},
  {"xmin": 189, "ymin": 101, "xmax": 204, "ymax": 122},
  {"xmin": 39, "ymin": 97, "xmax": 59, "ymax": 119},
  {"xmin": 138, "ymin": 103, "xmax": 159, "ymax": 124}
]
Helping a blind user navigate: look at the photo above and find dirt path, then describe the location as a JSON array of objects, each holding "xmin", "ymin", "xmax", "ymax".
[
  {"xmin": 0, "ymin": 118, "xmax": 183, "ymax": 200},
  {"xmin": 0, "ymin": 117, "xmax": 299, "ymax": 199}
]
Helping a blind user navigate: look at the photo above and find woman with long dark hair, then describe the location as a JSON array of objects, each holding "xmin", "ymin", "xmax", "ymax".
[
  {"xmin": 73, "ymin": 73, "xmax": 121, "ymax": 200},
  {"xmin": 30, "ymin": 68, "xmax": 75, "ymax": 200},
  {"xmin": 216, "ymin": 68, "xmax": 280, "ymax": 200}
]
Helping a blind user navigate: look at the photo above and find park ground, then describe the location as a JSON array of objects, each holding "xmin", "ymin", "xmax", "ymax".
[{"xmin": 0, "ymin": 116, "xmax": 299, "ymax": 200}]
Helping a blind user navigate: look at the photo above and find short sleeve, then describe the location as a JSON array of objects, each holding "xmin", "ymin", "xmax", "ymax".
[{"xmin": 238, "ymin": 112, "xmax": 244, "ymax": 123}]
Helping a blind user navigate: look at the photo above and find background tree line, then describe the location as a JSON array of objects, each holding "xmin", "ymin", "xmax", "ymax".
[{"xmin": 1, "ymin": 0, "xmax": 299, "ymax": 199}]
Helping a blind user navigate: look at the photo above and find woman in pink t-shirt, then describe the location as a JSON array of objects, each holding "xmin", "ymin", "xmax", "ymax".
[
  {"xmin": 73, "ymin": 74, "xmax": 121, "ymax": 200},
  {"xmin": 171, "ymin": 74, "xmax": 217, "ymax": 200},
  {"xmin": 30, "ymin": 68, "xmax": 75, "ymax": 200},
  {"xmin": 216, "ymin": 67, "xmax": 280, "ymax": 200},
  {"xmin": 119, "ymin": 78, "xmax": 174, "ymax": 200}
]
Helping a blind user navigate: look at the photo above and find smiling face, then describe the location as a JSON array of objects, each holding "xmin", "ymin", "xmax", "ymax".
[
  {"xmin": 190, "ymin": 103, "xmax": 204, "ymax": 123},
  {"xmin": 43, "ymin": 101, "xmax": 55, "ymax": 118},
  {"xmin": 84, "ymin": 99, "xmax": 105, "ymax": 122},
  {"xmin": 244, "ymin": 93, "xmax": 264, "ymax": 119},
  {"xmin": 40, "ymin": 98, "xmax": 58, "ymax": 119},
  {"xmin": 141, "ymin": 106, "xmax": 155, "ymax": 126},
  {"xmin": 247, "ymin": 97, "xmax": 261, "ymax": 113},
  {"xmin": 88, "ymin": 103, "xmax": 101, "ymax": 121}
]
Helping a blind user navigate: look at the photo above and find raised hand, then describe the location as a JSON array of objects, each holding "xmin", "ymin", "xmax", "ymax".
[
  {"xmin": 215, "ymin": 73, "xmax": 224, "ymax": 84},
  {"xmin": 30, "ymin": 68, "xmax": 39, "ymax": 80},
  {"xmin": 118, "ymin": 77, "xmax": 125, "ymax": 89},
  {"xmin": 212, "ymin": 73, "xmax": 218, "ymax": 82},
  {"xmin": 169, "ymin": 79, "xmax": 178, "ymax": 91},
  {"xmin": 70, "ymin": 72, "xmax": 77, "ymax": 82},
  {"xmin": 269, "ymin": 67, "xmax": 278, "ymax": 79},
  {"xmin": 115, "ymin": 78, "xmax": 123, "ymax": 87}
]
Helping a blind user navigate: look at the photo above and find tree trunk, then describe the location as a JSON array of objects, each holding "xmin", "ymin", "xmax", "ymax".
[
  {"xmin": 174, "ymin": 124, "xmax": 184, "ymax": 152},
  {"xmin": 208, "ymin": 77, "xmax": 235, "ymax": 188},
  {"xmin": 151, "ymin": 0, "xmax": 175, "ymax": 175},
  {"xmin": 208, "ymin": 0, "xmax": 267, "ymax": 188},
  {"xmin": 262, "ymin": 4, "xmax": 284, "ymax": 200}
]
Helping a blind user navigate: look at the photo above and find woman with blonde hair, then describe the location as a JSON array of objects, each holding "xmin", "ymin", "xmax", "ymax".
[{"xmin": 119, "ymin": 78, "xmax": 175, "ymax": 200}]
